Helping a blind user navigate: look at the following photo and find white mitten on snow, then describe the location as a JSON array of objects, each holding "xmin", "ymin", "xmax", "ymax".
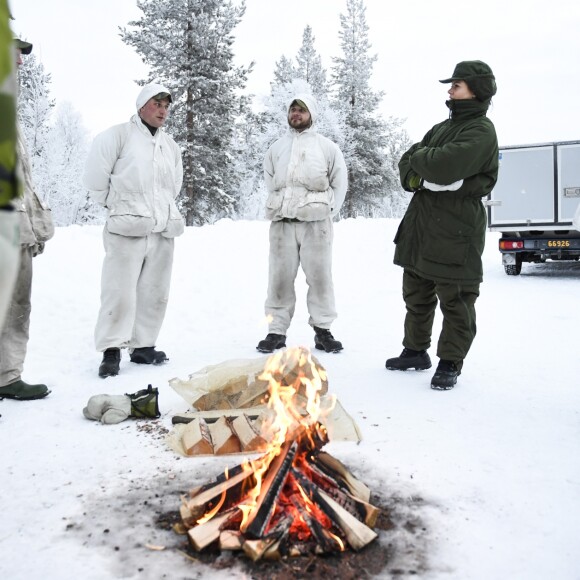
[
  {"xmin": 83, "ymin": 394, "xmax": 131, "ymax": 425},
  {"xmin": 423, "ymin": 179, "xmax": 464, "ymax": 192}
]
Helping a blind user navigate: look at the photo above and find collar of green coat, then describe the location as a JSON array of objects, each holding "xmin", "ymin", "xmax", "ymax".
[{"xmin": 445, "ymin": 98, "xmax": 489, "ymax": 120}]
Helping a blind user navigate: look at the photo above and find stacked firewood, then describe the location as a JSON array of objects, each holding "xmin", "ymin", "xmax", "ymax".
[
  {"xmin": 179, "ymin": 412, "xmax": 268, "ymax": 455},
  {"xmin": 177, "ymin": 425, "xmax": 379, "ymax": 560}
]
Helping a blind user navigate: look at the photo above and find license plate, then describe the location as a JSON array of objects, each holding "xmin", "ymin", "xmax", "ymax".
[{"xmin": 547, "ymin": 240, "xmax": 571, "ymax": 247}]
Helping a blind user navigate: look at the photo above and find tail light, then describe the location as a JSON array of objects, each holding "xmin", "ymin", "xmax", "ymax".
[{"xmin": 499, "ymin": 240, "xmax": 524, "ymax": 250}]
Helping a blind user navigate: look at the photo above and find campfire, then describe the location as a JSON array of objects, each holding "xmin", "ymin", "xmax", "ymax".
[{"xmin": 177, "ymin": 347, "xmax": 379, "ymax": 561}]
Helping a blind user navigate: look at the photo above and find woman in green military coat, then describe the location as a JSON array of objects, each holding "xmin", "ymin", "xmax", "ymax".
[{"xmin": 386, "ymin": 60, "xmax": 499, "ymax": 390}]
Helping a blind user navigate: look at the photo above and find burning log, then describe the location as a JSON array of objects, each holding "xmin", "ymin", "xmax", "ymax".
[
  {"xmin": 244, "ymin": 439, "xmax": 299, "ymax": 538},
  {"xmin": 314, "ymin": 451, "xmax": 371, "ymax": 503},
  {"xmin": 184, "ymin": 466, "xmax": 255, "ymax": 520},
  {"xmin": 187, "ymin": 508, "xmax": 238, "ymax": 551},
  {"xmin": 219, "ymin": 530, "xmax": 243, "ymax": 551},
  {"xmin": 292, "ymin": 469, "xmax": 377, "ymax": 551},
  {"xmin": 298, "ymin": 457, "xmax": 379, "ymax": 527},
  {"xmin": 242, "ymin": 515, "xmax": 292, "ymax": 561}
]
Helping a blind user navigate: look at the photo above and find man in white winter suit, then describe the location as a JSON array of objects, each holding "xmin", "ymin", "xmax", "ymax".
[
  {"xmin": 84, "ymin": 83, "xmax": 184, "ymax": 378},
  {"xmin": 257, "ymin": 93, "xmax": 348, "ymax": 354}
]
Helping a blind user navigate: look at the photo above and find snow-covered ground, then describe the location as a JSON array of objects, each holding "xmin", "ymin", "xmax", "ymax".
[{"xmin": 1, "ymin": 218, "xmax": 579, "ymax": 579}]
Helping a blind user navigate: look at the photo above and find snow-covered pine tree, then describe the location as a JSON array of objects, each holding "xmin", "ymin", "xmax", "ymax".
[
  {"xmin": 121, "ymin": 0, "xmax": 252, "ymax": 225},
  {"xmin": 273, "ymin": 55, "xmax": 297, "ymax": 86},
  {"xmin": 43, "ymin": 102, "xmax": 94, "ymax": 226},
  {"xmin": 295, "ymin": 25, "xmax": 329, "ymax": 99},
  {"xmin": 332, "ymin": 0, "xmax": 410, "ymax": 218},
  {"xmin": 230, "ymin": 108, "xmax": 268, "ymax": 220},
  {"xmin": 234, "ymin": 29, "xmax": 348, "ymax": 220},
  {"xmin": 17, "ymin": 53, "xmax": 54, "ymax": 202}
]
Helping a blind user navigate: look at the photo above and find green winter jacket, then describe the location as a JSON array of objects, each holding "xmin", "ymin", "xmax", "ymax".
[
  {"xmin": 395, "ymin": 98, "xmax": 498, "ymax": 284},
  {"xmin": 0, "ymin": 0, "xmax": 19, "ymax": 206}
]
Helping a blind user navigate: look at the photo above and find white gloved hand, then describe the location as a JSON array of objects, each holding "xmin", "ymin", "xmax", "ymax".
[
  {"xmin": 83, "ymin": 394, "xmax": 131, "ymax": 425},
  {"xmin": 423, "ymin": 179, "xmax": 464, "ymax": 192}
]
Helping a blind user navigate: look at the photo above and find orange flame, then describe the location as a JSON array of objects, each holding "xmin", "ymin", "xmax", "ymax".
[{"xmin": 237, "ymin": 346, "xmax": 330, "ymax": 531}]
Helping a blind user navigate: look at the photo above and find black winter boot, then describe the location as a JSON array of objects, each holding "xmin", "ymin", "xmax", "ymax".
[
  {"xmin": 256, "ymin": 333, "xmax": 286, "ymax": 353},
  {"xmin": 431, "ymin": 360, "xmax": 460, "ymax": 390},
  {"xmin": 313, "ymin": 327, "xmax": 343, "ymax": 353},
  {"xmin": 385, "ymin": 348, "xmax": 431, "ymax": 371},
  {"xmin": 130, "ymin": 347, "xmax": 168, "ymax": 365},
  {"xmin": 99, "ymin": 348, "xmax": 121, "ymax": 378}
]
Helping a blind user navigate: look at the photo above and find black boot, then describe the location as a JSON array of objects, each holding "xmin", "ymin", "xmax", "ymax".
[
  {"xmin": 431, "ymin": 360, "xmax": 460, "ymax": 390},
  {"xmin": 386, "ymin": 348, "xmax": 431, "ymax": 371},
  {"xmin": 256, "ymin": 333, "xmax": 286, "ymax": 353},
  {"xmin": 313, "ymin": 327, "xmax": 343, "ymax": 353},
  {"xmin": 99, "ymin": 348, "xmax": 121, "ymax": 378},
  {"xmin": 130, "ymin": 347, "xmax": 168, "ymax": 365}
]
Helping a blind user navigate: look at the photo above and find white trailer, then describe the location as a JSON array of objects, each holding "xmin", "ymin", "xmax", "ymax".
[{"xmin": 487, "ymin": 140, "xmax": 580, "ymax": 275}]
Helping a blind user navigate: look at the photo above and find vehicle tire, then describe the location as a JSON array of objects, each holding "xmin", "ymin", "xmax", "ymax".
[{"xmin": 504, "ymin": 262, "xmax": 522, "ymax": 275}]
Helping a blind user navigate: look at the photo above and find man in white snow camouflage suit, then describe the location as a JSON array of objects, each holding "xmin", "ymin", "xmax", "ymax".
[
  {"xmin": 257, "ymin": 93, "xmax": 348, "ymax": 354},
  {"xmin": 84, "ymin": 83, "xmax": 184, "ymax": 378}
]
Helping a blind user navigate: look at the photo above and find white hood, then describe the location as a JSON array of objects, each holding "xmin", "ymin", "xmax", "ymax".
[
  {"xmin": 136, "ymin": 82, "xmax": 172, "ymax": 111},
  {"xmin": 288, "ymin": 93, "xmax": 318, "ymax": 124}
]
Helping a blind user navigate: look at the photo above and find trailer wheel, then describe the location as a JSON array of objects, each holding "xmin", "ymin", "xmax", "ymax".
[{"xmin": 504, "ymin": 262, "xmax": 522, "ymax": 276}]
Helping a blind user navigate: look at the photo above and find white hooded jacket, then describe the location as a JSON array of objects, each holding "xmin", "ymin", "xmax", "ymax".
[
  {"xmin": 83, "ymin": 84, "xmax": 184, "ymax": 238},
  {"xmin": 264, "ymin": 93, "xmax": 347, "ymax": 221}
]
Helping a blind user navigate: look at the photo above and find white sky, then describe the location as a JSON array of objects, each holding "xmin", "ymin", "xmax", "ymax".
[
  {"xmin": 11, "ymin": 0, "xmax": 580, "ymax": 145},
  {"xmin": 1, "ymin": 219, "xmax": 579, "ymax": 578}
]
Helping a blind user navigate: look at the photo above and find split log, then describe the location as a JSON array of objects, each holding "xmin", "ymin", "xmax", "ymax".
[
  {"xmin": 207, "ymin": 416, "xmax": 241, "ymax": 455},
  {"xmin": 303, "ymin": 512, "xmax": 343, "ymax": 554},
  {"xmin": 242, "ymin": 515, "xmax": 292, "ymax": 561},
  {"xmin": 231, "ymin": 413, "xmax": 268, "ymax": 452},
  {"xmin": 242, "ymin": 536, "xmax": 279, "ymax": 561},
  {"xmin": 313, "ymin": 451, "xmax": 371, "ymax": 503},
  {"xmin": 288, "ymin": 495, "xmax": 339, "ymax": 554},
  {"xmin": 187, "ymin": 467, "xmax": 254, "ymax": 512},
  {"xmin": 301, "ymin": 460, "xmax": 379, "ymax": 527},
  {"xmin": 234, "ymin": 378, "xmax": 270, "ymax": 408},
  {"xmin": 188, "ymin": 509, "xmax": 237, "ymax": 551},
  {"xmin": 179, "ymin": 502, "xmax": 198, "ymax": 529},
  {"xmin": 292, "ymin": 469, "xmax": 377, "ymax": 551},
  {"xmin": 244, "ymin": 439, "xmax": 299, "ymax": 538},
  {"xmin": 219, "ymin": 530, "xmax": 243, "ymax": 551},
  {"xmin": 192, "ymin": 389, "xmax": 234, "ymax": 412},
  {"xmin": 279, "ymin": 352, "xmax": 328, "ymax": 397},
  {"xmin": 181, "ymin": 418, "xmax": 214, "ymax": 456},
  {"xmin": 171, "ymin": 408, "xmax": 264, "ymax": 425},
  {"xmin": 188, "ymin": 463, "xmax": 245, "ymax": 497}
]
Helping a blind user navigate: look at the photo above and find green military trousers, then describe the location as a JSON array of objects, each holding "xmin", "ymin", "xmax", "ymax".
[{"xmin": 402, "ymin": 269, "xmax": 480, "ymax": 371}]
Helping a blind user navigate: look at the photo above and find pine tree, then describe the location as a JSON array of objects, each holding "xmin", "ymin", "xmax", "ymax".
[
  {"xmin": 332, "ymin": 0, "xmax": 410, "ymax": 218},
  {"xmin": 273, "ymin": 55, "xmax": 297, "ymax": 86},
  {"xmin": 295, "ymin": 26, "xmax": 328, "ymax": 98},
  {"xmin": 44, "ymin": 102, "xmax": 92, "ymax": 226},
  {"xmin": 235, "ymin": 28, "xmax": 347, "ymax": 220},
  {"xmin": 121, "ymin": 0, "xmax": 252, "ymax": 225},
  {"xmin": 17, "ymin": 53, "xmax": 54, "ymax": 201}
]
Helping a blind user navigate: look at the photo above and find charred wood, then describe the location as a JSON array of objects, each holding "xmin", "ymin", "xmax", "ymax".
[{"xmin": 244, "ymin": 440, "xmax": 298, "ymax": 538}]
